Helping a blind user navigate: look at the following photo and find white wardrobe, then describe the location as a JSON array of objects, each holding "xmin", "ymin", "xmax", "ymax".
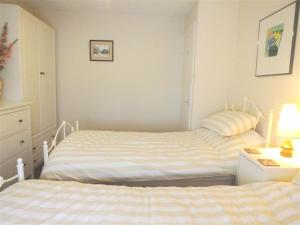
[{"xmin": 0, "ymin": 4, "xmax": 57, "ymax": 168}]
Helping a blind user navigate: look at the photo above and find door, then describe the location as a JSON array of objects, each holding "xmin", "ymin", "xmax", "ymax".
[
  {"xmin": 38, "ymin": 22, "xmax": 56, "ymax": 131},
  {"xmin": 21, "ymin": 11, "xmax": 40, "ymax": 136},
  {"xmin": 181, "ymin": 21, "xmax": 197, "ymax": 131}
]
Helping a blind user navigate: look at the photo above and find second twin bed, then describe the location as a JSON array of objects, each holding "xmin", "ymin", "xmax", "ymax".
[{"xmin": 40, "ymin": 98, "xmax": 272, "ymax": 186}]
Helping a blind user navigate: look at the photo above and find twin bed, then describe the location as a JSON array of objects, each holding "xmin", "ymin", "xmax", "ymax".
[
  {"xmin": 0, "ymin": 160, "xmax": 300, "ymax": 224},
  {"xmin": 40, "ymin": 98, "xmax": 272, "ymax": 186},
  {"xmin": 40, "ymin": 128, "xmax": 264, "ymax": 186}
]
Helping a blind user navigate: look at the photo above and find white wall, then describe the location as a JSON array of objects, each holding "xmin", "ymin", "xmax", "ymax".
[
  {"xmin": 188, "ymin": 0, "xmax": 300, "ymax": 140},
  {"xmin": 40, "ymin": 11, "xmax": 184, "ymax": 131},
  {"xmin": 229, "ymin": 0, "xmax": 300, "ymax": 143},
  {"xmin": 0, "ymin": 4, "xmax": 22, "ymax": 101},
  {"xmin": 190, "ymin": 0, "xmax": 239, "ymax": 129}
]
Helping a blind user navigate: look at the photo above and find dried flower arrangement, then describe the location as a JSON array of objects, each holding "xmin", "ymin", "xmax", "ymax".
[{"xmin": 0, "ymin": 22, "xmax": 17, "ymax": 71}]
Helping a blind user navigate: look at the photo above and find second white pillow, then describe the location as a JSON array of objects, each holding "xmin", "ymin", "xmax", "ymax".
[{"xmin": 201, "ymin": 111, "xmax": 258, "ymax": 136}]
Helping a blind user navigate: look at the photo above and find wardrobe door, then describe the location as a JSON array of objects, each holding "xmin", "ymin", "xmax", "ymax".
[
  {"xmin": 38, "ymin": 22, "xmax": 56, "ymax": 131},
  {"xmin": 21, "ymin": 10, "xmax": 40, "ymax": 136}
]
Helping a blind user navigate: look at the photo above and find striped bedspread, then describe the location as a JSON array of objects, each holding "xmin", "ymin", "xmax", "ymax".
[
  {"xmin": 41, "ymin": 129, "xmax": 249, "ymax": 183},
  {"xmin": 0, "ymin": 180, "xmax": 299, "ymax": 224}
]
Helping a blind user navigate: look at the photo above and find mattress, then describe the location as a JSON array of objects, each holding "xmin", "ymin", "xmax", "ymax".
[
  {"xmin": 0, "ymin": 180, "xmax": 299, "ymax": 224},
  {"xmin": 41, "ymin": 128, "xmax": 263, "ymax": 183}
]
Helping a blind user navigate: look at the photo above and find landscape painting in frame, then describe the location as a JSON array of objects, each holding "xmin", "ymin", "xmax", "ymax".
[
  {"xmin": 90, "ymin": 40, "xmax": 113, "ymax": 61},
  {"xmin": 255, "ymin": 1, "xmax": 299, "ymax": 76}
]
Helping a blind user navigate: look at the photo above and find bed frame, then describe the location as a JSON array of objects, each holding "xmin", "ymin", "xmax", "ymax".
[
  {"xmin": 43, "ymin": 121, "xmax": 79, "ymax": 164},
  {"xmin": 0, "ymin": 158, "xmax": 24, "ymax": 190},
  {"xmin": 42, "ymin": 97, "xmax": 274, "ymax": 186}
]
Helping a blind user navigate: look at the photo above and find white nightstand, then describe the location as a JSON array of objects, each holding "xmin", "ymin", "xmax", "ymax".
[{"xmin": 236, "ymin": 148, "xmax": 300, "ymax": 185}]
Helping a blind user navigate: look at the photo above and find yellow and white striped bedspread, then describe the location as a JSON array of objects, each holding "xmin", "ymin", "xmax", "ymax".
[
  {"xmin": 41, "ymin": 129, "xmax": 250, "ymax": 183},
  {"xmin": 0, "ymin": 180, "xmax": 299, "ymax": 224}
]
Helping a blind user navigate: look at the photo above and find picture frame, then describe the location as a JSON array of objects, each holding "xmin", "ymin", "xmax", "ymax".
[
  {"xmin": 255, "ymin": 1, "xmax": 299, "ymax": 77},
  {"xmin": 90, "ymin": 40, "xmax": 114, "ymax": 61}
]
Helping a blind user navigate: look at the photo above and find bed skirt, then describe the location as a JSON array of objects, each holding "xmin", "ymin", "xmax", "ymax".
[{"xmin": 95, "ymin": 175, "xmax": 235, "ymax": 187}]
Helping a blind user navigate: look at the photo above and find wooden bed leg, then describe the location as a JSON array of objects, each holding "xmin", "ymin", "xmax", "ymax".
[
  {"xmin": 43, "ymin": 141, "xmax": 49, "ymax": 165},
  {"xmin": 76, "ymin": 120, "xmax": 79, "ymax": 131},
  {"xmin": 16, "ymin": 158, "xmax": 25, "ymax": 181}
]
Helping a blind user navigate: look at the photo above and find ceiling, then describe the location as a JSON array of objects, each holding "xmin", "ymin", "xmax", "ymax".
[{"xmin": 17, "ymin": 0, "xmax": 197, "ymax": 16}]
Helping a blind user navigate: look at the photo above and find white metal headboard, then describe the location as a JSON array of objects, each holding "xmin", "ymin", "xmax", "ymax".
[
  {"xmin": 225, "ymin": 96, "xmax": 274, "ymax": 147},
  {"xmin": 43, "ymin": 120, "xmax": 80, "ymax": 164},
  {"xmin": 0, "ymin": 158, "xmax": 24, "ymax": 190}
]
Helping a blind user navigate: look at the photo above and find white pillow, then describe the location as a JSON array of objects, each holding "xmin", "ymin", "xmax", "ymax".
[
  {"xmin": 201, "ymin": 111, "xmax": 258, "ymax": 136},
  {"xmin": 292, "ymin": 172, "xmax": 300, "ymax": 185},
  {"xmin": 239, "ymin": 130, "xmax": 265, "ymax": 147}
]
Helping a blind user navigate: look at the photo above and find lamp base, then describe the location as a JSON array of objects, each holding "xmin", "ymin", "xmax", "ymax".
[{"xmin": 280, "ymin": 139, "xmax": 293, "ymax": 158}]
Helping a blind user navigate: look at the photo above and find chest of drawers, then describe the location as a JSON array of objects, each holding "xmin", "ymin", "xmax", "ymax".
[{"xmin": 0, "ymin": 101, "xmax": 33, "ymax": 188}]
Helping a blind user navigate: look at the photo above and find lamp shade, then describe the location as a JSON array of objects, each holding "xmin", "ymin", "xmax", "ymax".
[{"xmin": 276, "ymin": 104, "xmax": 300, "ymax": 138}]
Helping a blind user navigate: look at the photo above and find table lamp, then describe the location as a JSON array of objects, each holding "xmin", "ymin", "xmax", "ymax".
[{"xmin": 276, "ymin": 104, "xmax": 300, "ymax": 158}]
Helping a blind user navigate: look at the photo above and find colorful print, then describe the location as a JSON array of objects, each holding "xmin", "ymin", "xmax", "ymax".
[{"xmin": 265, "ymin": 23, "xmax": 284, "ymax": 57}]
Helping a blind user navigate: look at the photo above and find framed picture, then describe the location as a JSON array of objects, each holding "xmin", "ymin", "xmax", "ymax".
[
  {"xmin": 90, "ymin": 40, "xmax": 113, "ymax": 61},
  {"xmin": 255, "ymin": 1, "xmax": 299, "ymax": 76}
]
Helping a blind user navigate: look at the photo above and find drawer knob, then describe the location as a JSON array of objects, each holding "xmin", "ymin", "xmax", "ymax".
[
  {"xmin": 19, "ymin": 119, "xmax": 23, "ymax": 123},
  {"xmin": 20, "ymin": 140, "xmax": 25, "ymax": 144},
  {"xmin": 32, "ymin": 147, "xmax": 36, "ymax": 150}
]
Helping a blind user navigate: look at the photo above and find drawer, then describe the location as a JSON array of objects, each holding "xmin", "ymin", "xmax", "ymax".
[
  {"xmin": 45, "ymin": 128, "xmax": 57, "ymax": 144},
  {"xmin": 0, "ymin": 131, "xmax": 30, "ymax": 164},
  {"xmin": 0, "ymin": 110, "xmax": 29, "ymax": 138},
  {"xmin": 0, "ymin": 149, "xmax": 32, "ymax": 190},
  {"xmin": 33, "ymin": 150, "xmax": 43, "ymax": 168},
  {"xmin": 32, "ymin": 128, "xmax": 57, "ymax": 168},
  {"xmin": 42, "ymin": 129, "xmax": 57, "ymax": 152},
  {"xmin": 32, "ymin": 138, "xmax": 43, "ymax": 155},
  {"xmin": 32, "ymin": 128, "xmax": 57, "ymax": 151}
]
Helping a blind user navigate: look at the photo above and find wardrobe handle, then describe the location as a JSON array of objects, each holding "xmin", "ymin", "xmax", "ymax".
[
  {"xmin": 20, "ymin": 140, "xmax": 25, "ymax": 144},
  {"xmin": 40, "ymin": 72, "xmax": 46, "ymax": 75}
]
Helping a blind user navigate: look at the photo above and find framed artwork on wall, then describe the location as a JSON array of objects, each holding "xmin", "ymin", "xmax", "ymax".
[
  {"xmin": 90, "ymin": 40, "xmax": 113, "ymax": 61},
  {"xmin": 255, "ymin": 1, "xmax": 299, "ymax": 77}
]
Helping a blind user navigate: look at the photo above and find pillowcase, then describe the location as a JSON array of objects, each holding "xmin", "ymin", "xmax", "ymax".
[
  {"xmin": 238, "ymin": 130, "xmax": 265, "ymax": 147},
  {"xmin": 292, "ymin": 171, "xmax": 300, "ymax": 185},
  {"xmin": 201, "ymin": 111, "xmax": 258, "ymax": 136}
]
